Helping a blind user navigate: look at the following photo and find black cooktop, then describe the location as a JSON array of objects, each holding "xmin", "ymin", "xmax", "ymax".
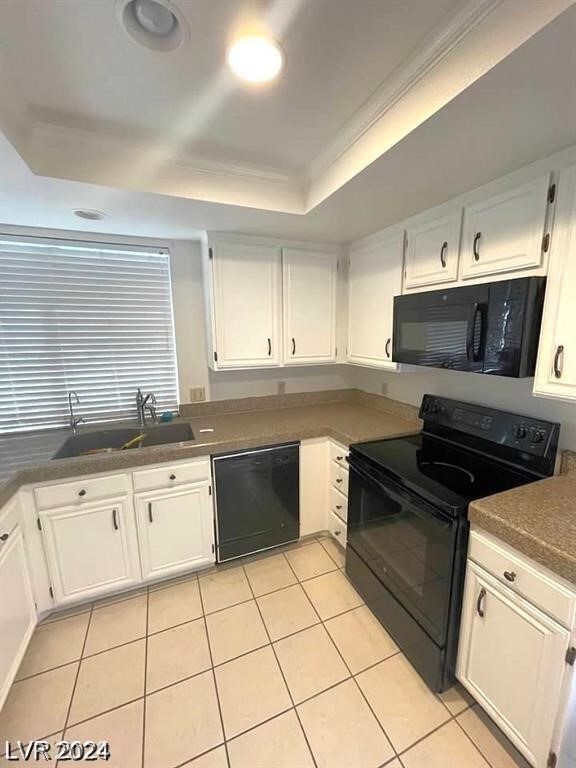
[{"xmin": 350, "ymin": 433, "xmax": 541, "ymax": 516}]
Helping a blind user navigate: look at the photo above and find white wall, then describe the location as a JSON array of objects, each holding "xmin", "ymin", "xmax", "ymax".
[{"xmin": 344, "ymin": 365, "xmax": 576, "ymax": 451}]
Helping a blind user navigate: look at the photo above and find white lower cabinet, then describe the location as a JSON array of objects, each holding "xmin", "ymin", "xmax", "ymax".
[
  {"xmin": 458, "ymin": 558, "xmax": 572, "ymax": 768},
  {"xmin": 39, "ymin": 498, "xmax": 141, "ymax": 604},
  {"xmin": 0, "ymin": 521, "xmax": 36, "ymax": 709},
  {"xmin": 135, "ymin": 484, "xmax": 214, "ymax": 581}
]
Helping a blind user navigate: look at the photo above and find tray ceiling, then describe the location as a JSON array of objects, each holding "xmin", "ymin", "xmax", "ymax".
[{"xmin": 0, "ymin": 0, "xmax": 574, "ymax": 223}]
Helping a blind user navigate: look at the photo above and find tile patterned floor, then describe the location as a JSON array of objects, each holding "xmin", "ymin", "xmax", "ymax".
[{"xmin": 0, "ymin": 535, "xmax": 530, "ymax": 768}]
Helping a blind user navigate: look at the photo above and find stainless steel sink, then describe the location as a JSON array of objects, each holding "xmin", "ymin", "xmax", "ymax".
[{"xmin": 52, "ymin": 422, "xmax": 195, "ymax": 459}]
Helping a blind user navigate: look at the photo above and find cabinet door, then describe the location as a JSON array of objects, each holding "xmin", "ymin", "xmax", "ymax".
[
  {"xmin": 283, "ymin": 248, "xmax": 337, "ymax": 365},
  {"xmin": 457, "ymin": 562, "xmax": 569, "ymax": 767},
  {"xmin": 135, "ymin": 484, "xmax": 214, "ymax": 581},
  {"xmin": 0, "ymin": 525, "xmax": 36, "ymax": 710},
  {"xmin": 347, "ymin": 233, "xmax": 403, "ymax": 368},
  {"xmin": 461, "ymin": 175, "xmax": 550, "ymax": 279},
  {"xmin": 211, "ymin": 241, "xmax": 281, "ymax": 368},
  {"xmin": 40, "ymin": 499, "xmax": 141, "ymax": 604},
  {"xmin": 404, "ymin": 209, "xmax": 461, "ymax": 288},
  {"xmin": 534, "ymin": 165, "xmax": 576, "ymax": 401}
]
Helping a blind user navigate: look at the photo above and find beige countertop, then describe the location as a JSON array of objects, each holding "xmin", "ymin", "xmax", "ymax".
[
  {"xmin": 469, "ymin": 452, "xmax": 576, "ymax": 585},
  {"xmin": 0, "ymin": 389, "xmax": 421, "ymax": 510}
]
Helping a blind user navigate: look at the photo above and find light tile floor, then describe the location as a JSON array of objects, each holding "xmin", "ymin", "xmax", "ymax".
[{"xmin": 0, "ymin": 535, "xmax": 530, "ymax": 768}]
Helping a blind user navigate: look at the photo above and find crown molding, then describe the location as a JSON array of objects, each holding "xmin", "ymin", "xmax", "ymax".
[
  {"xmin": 26, "ymin": 120, "xmax": 305, "ymax": 213},
  {"xmin": 307, "ymin": 0, "xmax": 502, "ymax": 182}
]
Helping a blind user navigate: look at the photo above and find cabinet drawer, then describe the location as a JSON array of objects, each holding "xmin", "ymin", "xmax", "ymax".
[
  {"xmin": 35, "ymin": 474, "xmax": 130, "ymax": 511},
  {"xmin": 329, "ymin": 442, "xmax": 348, "ymax": 469},
  {"xmin": 132, "ymin": 459, "xmax": 210, "ymax": 492},
  {"xmin": 329, "ymin": 511, "xmax": 347, "ymax": 547},
  {"xmin": 330, "ymin": 486, "xmax": 348, "ymax": 522},
  {"xmin": 330, "ymin": 461, "xmax": 349, "ymax": 496},
  {"xmin": 468, "ymin": 529, "xmax": 576, "ymax": 628}
]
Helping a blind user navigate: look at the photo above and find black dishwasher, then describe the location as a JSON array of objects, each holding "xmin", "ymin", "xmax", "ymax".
[{"xmin": 212, "ymin": 443, "xmax": 300, "ymax": 561}]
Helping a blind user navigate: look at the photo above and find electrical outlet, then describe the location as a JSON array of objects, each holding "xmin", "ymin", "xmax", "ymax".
[
  {"xmin": 277, "ymin": 381, "xmax": 286, "ymax": 395},
  {"xmin": 189, "ymin": 386, "xmax": 206, "ymax": 402},
  {"xmin": 381, "ymin": 382, "xmax": 389, "ymax": 396}
]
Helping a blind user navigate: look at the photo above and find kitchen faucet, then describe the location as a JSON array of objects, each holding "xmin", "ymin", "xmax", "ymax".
[
  {"xmin": 68, "ymin": 391, "xmax": 85, "ymax": 434},
  {"xmin": 136, "ymin": 388, "xmax": 158, "ymax": 426}
]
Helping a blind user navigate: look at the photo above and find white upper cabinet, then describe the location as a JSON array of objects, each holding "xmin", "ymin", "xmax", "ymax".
[
  {"xmin": 404, "ymin": 208, "xmax": 461, "ymax": 289},
  {"xmin": 135, "ymin": 484, "xmax": 215, "ymax": 582},
  {"xmin": 210, "ymin": 240, "xmax": 282, "ymax": 368},
  {"xmin": 534, "ymin": 165, "xmax": 576, "ymax": 402},
  {"xmin": 461, "ymin": 175, "xmax": 551, "ymax": 280},
  {"xmin": 283, "ymin": 248, "xmax": 337, "ymax": 365},
  {"xmin": 347, "ymin": 231, "xmax": 403, "ymax": 369}
]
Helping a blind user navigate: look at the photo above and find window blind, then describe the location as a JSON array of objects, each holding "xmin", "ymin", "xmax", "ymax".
[{"xmin": 0, "ymin": 235, "xmax": 179, "ymax": 434}]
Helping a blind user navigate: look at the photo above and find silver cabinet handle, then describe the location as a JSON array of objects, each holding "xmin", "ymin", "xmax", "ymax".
[
  {"xmin": 336, "ymin": 478, "xmax": 343, "ymax": 484},
  {"xmin": 334, "ymin": 530, "xmax": 341, "ymax": 536},
  {"xmin": 476, "ymin": 587, "xmax": 486, "ymax": 617},
  {"xmin": 440, "ymin": 241, "xmax": 448, "ymax": 268},
  {"xmin": 336, "ymin": 455, "xmax": 343, "ymax": 461},
  {"xmin": 553, "ymin": 345, "xmax": 564, "ymax": 379},
  {"xmin": 385, "ymin": 338, "xmax": 391, "ymax": 358},
  {"xmin": 291, "ymin": 338, "xmax": 296, "ymax": 355},
  {"xmin": 503, "ymin": 570, "xmax": 516, "ymax": 582},
  {"xmin": 112, "ymin": 508, "xmax": 119, "ymax": 531},
  {"xmin": 0, "ymin": 533, "xmax": 9, "ymax": 543},
  {"xmin": 267, "ymin": 338, "xmax": 272, "ymax": 356},
  {"xmin": 336, "ymin": 504, "xmax": 343, "ymax": 510},
  {"xmin": 473, "ymin": 232, "xmax": 481, "ymax": 261},
  {"xmin": 78, "ymin": 489, "xmax": 87, "ymax": 497},
  {"xmin": 148, "ymin": 502, "xmax": 153, "ymax": 523}
]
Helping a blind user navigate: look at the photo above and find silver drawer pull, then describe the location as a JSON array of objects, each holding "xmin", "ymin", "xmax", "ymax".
[
  {"xmin": 476, "ymin": 587, "xmax": 486, "ymax": 617},
  {"xmin": 0, "ymin": 533, "xmax": 9, "ymax": 542},
  {"xmin": 78, "ymin": 489, "xmax": 87, "ymax": 497},
  {"xmin": 336, "ymin": 478, "xmax": 343, "ymax": 483},
  {"xmin": 334, "ymin": 530, "xmax": 341, "ymax": 536},
  {"xmin": 169, "ymin": 473, "xmax": 176, "ymax": 480},
  {"xmin": 336, "ymin": 455, "xmax": 343, "ymax": 461},
  {"xmin": 336, "ymin": 505, "xmax": 343, "ymax": 510},
  {"xmin": 503, "ymin": 570, "xmax": 516, "ymax": 582}
]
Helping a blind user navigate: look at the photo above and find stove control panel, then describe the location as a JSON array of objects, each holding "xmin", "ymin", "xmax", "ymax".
[{"xmin": 420, "ymin": 394, "xmax": 560, "ymax": 465}]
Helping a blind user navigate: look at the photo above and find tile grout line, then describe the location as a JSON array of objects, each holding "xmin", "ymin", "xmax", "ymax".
[
  {"xmin": 453, "ymin": 712, "xmax": 502, "ymax": 768},
  {"xmin": 140, "ymin": 586, "xmax": 150, "ymax": 768},
  {"xmin": 62, "ymin": 601, "xmax": 94, "ymax": 736},
  {"xmin": 241, "ymin": 560, "xmax": 319, "ymax": 768},
  {"xmin": 197, "ymin": 572, "xmax": 232, "ymax": 768}
]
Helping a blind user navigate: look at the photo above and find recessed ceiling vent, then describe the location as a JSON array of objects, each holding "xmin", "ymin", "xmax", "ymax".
[{"xmin": 116, "ymin": 0, "xmax": 189, "ymax": 52}]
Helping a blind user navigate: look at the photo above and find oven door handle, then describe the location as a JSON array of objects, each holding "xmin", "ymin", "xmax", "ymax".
[{"xmin": 347, "ymin": 458, "xmax": 453, "ymax": 527}]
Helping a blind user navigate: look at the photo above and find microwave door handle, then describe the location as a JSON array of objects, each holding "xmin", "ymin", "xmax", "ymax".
[{"xmin": 466, "ymin": 302, "xmax": 481, "ymax": 362}]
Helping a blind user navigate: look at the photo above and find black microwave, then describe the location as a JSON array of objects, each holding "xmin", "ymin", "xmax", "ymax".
[{"xmin": 392, "ymin": 277, "xmax": 546, "ymax": 377}]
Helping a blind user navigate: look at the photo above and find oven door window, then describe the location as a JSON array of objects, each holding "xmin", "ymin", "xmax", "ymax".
[{"xmin": 348, "ymin": 465, "xmax": 457, "ymax": 644}]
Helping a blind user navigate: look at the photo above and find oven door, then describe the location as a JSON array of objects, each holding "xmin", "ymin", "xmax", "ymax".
[
  {"xmin": 347, "ymin": 456, "xmax": 458, "ymax": 645},
  {"xmin": 392, "ymin": 284, "xmax": 488, "ymax": 371}
]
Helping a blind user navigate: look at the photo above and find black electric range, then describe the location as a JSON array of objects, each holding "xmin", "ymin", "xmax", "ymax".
[{"xmin": 345, "ymin": 395, "xmax": 560, "ymax": 692}]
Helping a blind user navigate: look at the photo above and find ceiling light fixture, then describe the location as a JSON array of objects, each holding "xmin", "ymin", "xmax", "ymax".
[
  {"xmin": 73, "ymin": 209, "xmax": 107, "ymax": 221},
  {"xmin": 227, "ymin": 36, "xmax": 284, "ymax": 84},
  {"xmin": 116, "ymin": 0, "xmax": 188, "ymax": 52}
]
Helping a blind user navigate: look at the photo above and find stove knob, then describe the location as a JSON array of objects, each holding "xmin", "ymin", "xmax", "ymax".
[
  {"xmin": 514, "ymin": 426, "xmax": 527, "ymax": 440},
  {"xmin": 531, "ymin": 430, "xmax": 545, "ymax": 444}
]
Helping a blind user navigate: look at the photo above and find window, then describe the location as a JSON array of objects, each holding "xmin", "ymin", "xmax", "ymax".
[{"xmin": 0, "ymin": 235, "xmax": 179, "ymax": 434}]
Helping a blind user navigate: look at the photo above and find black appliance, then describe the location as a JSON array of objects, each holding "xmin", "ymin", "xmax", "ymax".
[
  {"xmin": 346, "ymin": 395, "xmax": 559, "ymax": 692},
  {"xmin": 212, "ymin": 443, "xmax": 299, "ymax": 561},
  {"xmin": 392, "ymin": 276, "xmax": 546, "ymax": 376}
]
